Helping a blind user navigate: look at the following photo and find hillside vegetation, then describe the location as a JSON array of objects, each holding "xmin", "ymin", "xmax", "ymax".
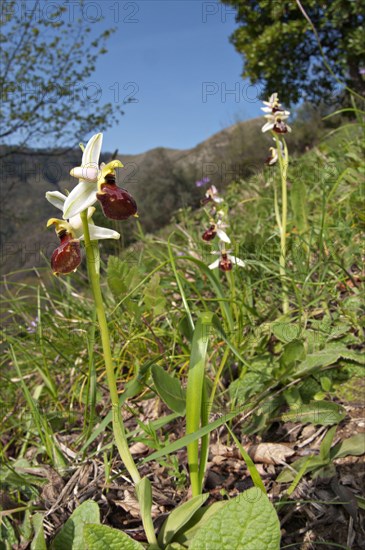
[
  {"xmin": 0, "ymin": 106, "xmax": 328, "ymax": 276},
  {"xmin": 1, "ymin": 115, "xmax": 364, "ymax": 548}
]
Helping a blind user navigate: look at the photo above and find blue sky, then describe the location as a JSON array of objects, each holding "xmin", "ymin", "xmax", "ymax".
[{"xmin": 92, "ymin": 0, "xmax": 263, "ymax": 154}]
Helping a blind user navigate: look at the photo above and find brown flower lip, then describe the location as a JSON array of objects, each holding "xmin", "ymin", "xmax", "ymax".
[
  {"xmin": 202, "ymin": 225, "xmax": 217, "ymax": 241},
  {"xmin": 219, "ymin": 253, "xmax": 233, "ymax": 271},
  {"xmin": 273, "ymin": 119, "xmax": 289, "ymax": 134},
  {"xmin": 97, "ymin": 174, "xmax": 138, "ymax": 220},
  {"xmin": 51, "ymin": 230, "xmax": 81, "ymax": 275}
]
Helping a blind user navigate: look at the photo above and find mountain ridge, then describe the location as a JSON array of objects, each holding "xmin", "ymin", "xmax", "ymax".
[{"xmin": 0, "ymin": 115, "xmax": 313, "ymax": 276}]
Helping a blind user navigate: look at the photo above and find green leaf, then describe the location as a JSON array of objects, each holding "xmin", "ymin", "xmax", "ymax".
[
  {"xmin": 31, "ymin": 514, "xmax": 47, "ymax": 550},
  {"xmin": 158, "ymin": 494, "xmax": 209, "ymax": 545},
  {"xmin": 0, "ymin": 516, "xmax": 17, "ymax": 547},
  {"xmin": 51, "ymin": 500, "xmax": 100, "ymax": 550},
  {"xmin": 151, "ymin": 365, "xmax": 186, "ymax": 414},
  {"xmin": 291, "ymin": 177, "xmax": 308, "ymax": 235},
  {"xmin": 281, "ymin": 401, "xmax": 346, "ymax": 426},
  {"xmin": 320, "ymin": 376, "xmax": 332, "ymax": 392},
  {"xmin": 83, "ymin": 524, "xmax": 144, "ymax": 549},
  {"xmin": 226, "ymin": 425, "xmax": 266, "ymax": 494},
  {"xmin": 277, "ymin": 455, "xmax": 329, "ymax": 483},
  {"xmin": 186, "ymin": 312, "xmax": 213, "ymax": 495},
  {"xmin": 135, "ymin": 478, "xmax": 154, "ymax": 545},
  {"xmin": 295, "ymin": 345, "xmax": 364, "ymax": 376},
  {"xmin": 280, "ymin": 339, "xmax": 306, "ymax": 368},
  {"xmin": 272, "ymin": 323, "xmax": 301, "ymax": 344},
  {"xmin": 229, "ymin": 372, "xmax": 267, "ymax": 405},
  {"xmin": 158, "ymin": 493, "xmax": 209, "ymax": 546},
  {"xmin": 173, "ymin": 502, "xmax": 226, "ymax": 545},
  {"xmin": 107, "ymin": 256, "xmax": 141, "ymax": 308},
  {"xmin": 330, "ymin": 434, "xmax": 365, "ymax": 460},
  {"xmin": 319, "ymin": 426, "xmax": 337, "ymax": 461},
  {"xmin": 143, "ymin": 273, "xmax": 166, "ymax": 316},
  {"xmin": 285, "ymin": 456, "xmax": 313, "ymax": 496},
  {"xmin": 189, "ymin": 489, "xmax": 280, "ymax": 550},
  {"xmin": 180, "ymin": 256, "xmax": 234, "ymax": 331},
  {"xmin": 20, "ymin": 509, "xmax": 32, "ymax": 543},
  {"xmin": 143, "ymin": 410, "xmax": 237, "ymax": 463}
]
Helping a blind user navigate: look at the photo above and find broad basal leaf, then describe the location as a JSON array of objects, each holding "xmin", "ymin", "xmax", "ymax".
[
  {"xmin": 83, "ymin": 524, "xmax": 144, "ymax": 549},
  {"xmin": 158, "ymin": 493, "xmax": 209, "ymax": 546},
  {"xmin": 189, "ymin": 488, "xmax": 280, "ymax": 550},
  {"xmin": 51, "ymin": 500, "xmax": 100, "ymax": 550}
]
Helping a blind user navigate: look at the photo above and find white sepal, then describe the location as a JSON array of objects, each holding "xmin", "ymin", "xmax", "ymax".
[
  {"xmin": 262, "ymin": 121, "xmax": 275, "ymax": 133},
  {"xmin": 45, "ymin": 191, "xmax": 66, "ymax": 210},
  {"xmin": 82, "ymin": 133, "xmax": 103, "ymax": 167},
  {"xmin": 229, "ymin": 255, "xmax": 245, "ymax": 267},
  {"xmin": 63, "ymin": 180, "xmax": 97, "ymax": 219},
  {"xmin": 208, "ymin": 259, "xmax": 220, "ymax": 270},
  {"xmin": 79, "ymin": 225, "xmax": 120, "ymax": 241},
  {"xmin": 216, "ymin": 229, "xmax": 231, "ymax": 243}
]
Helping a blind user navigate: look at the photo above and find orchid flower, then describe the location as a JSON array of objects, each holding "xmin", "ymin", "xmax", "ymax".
[
  {"xmin": 265, "ymin": 139, "xmax": 284, "ymax": 166},
  {"xmin": 202, "ymin": 218, "xmax": 230, "ymax": 243},
  {"xmin": 261, "ymin": 93, "xmax": 291, "ymax": 134},
  {"xmin": 261, "ymin": 92, "xmax": 284, "ymax": 113},
  {"xmin": 63, "ymin": 133, "xmax": 103, "ymax": 220},
  {"xmin": 46, "ymin": 218, "xmax": 82, "ymax": 275},
  {"xmin": 63, "ymin": 133, "xmax": 138, "ymax": 221},
  {"xmin": 46, "ymin": 191, "xmax": 120, "ymax": 241},
  {"xmin": 201, "ymin": 184, "xmax": 224, "ymax": 205},
  {"xmin": 208, "ymin": 248, "xmax": 245, "ymax": 272},
  {"xmin": 262, "ymin": 112, "xmax": 291, "ymax": 134},
  {"xmin": 46, "ymin": 191, "xmax": 120, "ymax": 275}
]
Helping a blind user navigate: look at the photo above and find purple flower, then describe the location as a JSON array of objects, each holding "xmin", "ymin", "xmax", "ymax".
[
  {"xmin": 195, "ymin": 176, "xmax": 211, "ymax": 188},
  {"xmin": 27, "ymin": 316, "xmax": 39, "ymax": 333}
]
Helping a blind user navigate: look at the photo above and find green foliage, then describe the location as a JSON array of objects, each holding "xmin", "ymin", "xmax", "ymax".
[
  {"xmin": 1, "ymin": 119, "xmax": 364, "ymax": 548},
  {"xmin": 221, "ymin": 0, "xmax": 365, "ymax": 103},
  {"xmin": 189, "ymin": 489, "xmax": 281, "ymax": 550},
  {"xmin": 226, "ymin": 425, "xmax": 267, "ymax": 494},
  {"xmin": 158, "ymin": 494, "xmax": 209, "ymax": 547},
  {"xmin": 0, "ymin": 0, "xmax": 124, "ymax": 154},
  {"xmin": 143, "ymin": 273, "xmax": 167, "ymax": 317},
  {"xmin": 51, "ymin": 500, "xmax": 100, "ymax": 550},
  {"xmin": 281, "ymin": 400, "xmax": 346, "ymax": 425},
  {"xmin": 151, "ymin": 365, "xmax": 186, "ymax": 414},
  {"xmin": 277, "ymin": 429, "xmax": 365, "ymax": 483},
  {"xmin": 30, "ymin": 514, "xmax": 47, "ymax": 550},
  {"xmin": 83, "ymin": 524, "xmax": 144, "ymax": 549}
]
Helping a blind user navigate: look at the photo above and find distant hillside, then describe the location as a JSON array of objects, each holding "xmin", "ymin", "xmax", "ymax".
[{"xmin": 0, "ymin": 115, "xmax": 320, "ymax": 276}]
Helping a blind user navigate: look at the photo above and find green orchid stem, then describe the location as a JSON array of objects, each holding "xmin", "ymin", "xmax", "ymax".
[
  {"xmin": 80, "ymin": 211, "xmax": 157, "ymax": 547},
  {"xmin": 274, "ymin": 134, "xmax": 289, "ymax": 315}
]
